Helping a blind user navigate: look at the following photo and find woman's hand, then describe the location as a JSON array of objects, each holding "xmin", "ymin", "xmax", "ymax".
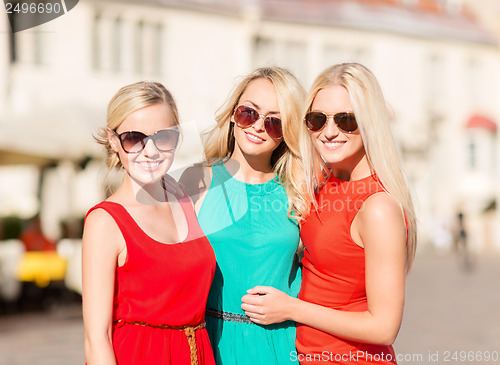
[
  {"xmin": 161, "ymin": 174, "xmax": 185, "ymax": 198},
  {"xmin": 241, "ymin": 286, "xmax": 295, "ymax": 325}
]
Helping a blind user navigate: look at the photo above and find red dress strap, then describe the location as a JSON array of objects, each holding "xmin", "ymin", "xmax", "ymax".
[
  {"xmin": 86, "ymin": 195, "xmax": 205, "ymax": 244},
  {"xmin": 85, "ymin": 201, "xmax": 139, "ymax": 244},
  {"xmin": 177, "ymin": 194, "xmax": 206, "ymax": 242}
]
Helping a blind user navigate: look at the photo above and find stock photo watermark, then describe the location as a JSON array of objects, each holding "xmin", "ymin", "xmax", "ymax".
[
  {"xmin": 4, "ymin": 0, "xmax": 79, "ymax": 32},
  {"xmin": 290, "ymin": 350, "xmax": 499, "ymax": 363}
]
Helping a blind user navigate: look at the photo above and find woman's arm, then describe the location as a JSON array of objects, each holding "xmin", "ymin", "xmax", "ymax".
[
  {"xmin": 241, "ymin": 192, "xmax": 406, "ymax": 346},
  {"xmin": 82, "ymin": 209, "xmax": 124, "ymax": 364}
]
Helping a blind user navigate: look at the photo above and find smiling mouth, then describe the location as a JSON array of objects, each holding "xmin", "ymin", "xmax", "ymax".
[
  {"xmin": 137, "ymin": 161, "xmax": 162, "ymax": 171},
  {"xmin": 245, "ymin": 132, "xmax": 265, "ymax": 143},
  {"xmin": 322, "ymin": 141, "xmax": 345, "ymax": 150}
]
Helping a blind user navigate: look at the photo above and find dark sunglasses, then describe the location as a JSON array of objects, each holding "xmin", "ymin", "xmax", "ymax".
[
  {"xmin": 113, "ymin": 128, "xmax": 179, "ymax": 154},
  {"xmin": 233, "ymin": 105, "xmax": 283, "ymax": 139},
  {"xmin": 304, "ymin": 112, "xmax": 358, "ymax": 133}
]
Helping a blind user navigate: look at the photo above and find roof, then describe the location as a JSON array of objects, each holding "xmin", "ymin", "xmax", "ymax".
[
  {"xmin": 465, "ymin": 114, "xmax": 497, "ymax": 133},
  {"xmin": 128, "ymin": 0, "xmax": 499, "ymax": 44},
  {"xmin": 262, "ymin": 0, "xmax": 497, "ymax": 44}
]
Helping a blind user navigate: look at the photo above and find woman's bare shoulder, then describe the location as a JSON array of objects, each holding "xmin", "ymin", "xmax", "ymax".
[{"xmin": 83, "ymin": 205, "xmax": 123, "ymax": 252}]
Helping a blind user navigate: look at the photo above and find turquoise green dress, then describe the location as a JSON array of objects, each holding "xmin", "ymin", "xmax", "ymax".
[{"xmin": 198, "ymin": 161, "xmax": 301, "ymax": 365}]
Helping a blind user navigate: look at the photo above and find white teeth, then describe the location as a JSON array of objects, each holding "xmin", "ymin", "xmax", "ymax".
[
  {"xmin": 323, "ymin": 141, "xmax": 344, "ymax": 148},
  {"xmin": 246, "ymin": 133, "xmax": 265, "ymax": 142},
  {"xmin": 138, "ymin": 161, "xmax": 161, "ymax": 169}
]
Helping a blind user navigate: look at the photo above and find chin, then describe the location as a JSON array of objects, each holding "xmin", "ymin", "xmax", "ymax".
[
  {"xmin": 320, "ymin": 151, "xmax": 342, "ymax": 165},
  {"xmin": 243, "ymin": 144, "xmax": 271, "ymax": 154},
  {"xmin": 132, "ymin": 175, "xmax": 163, "ymax": 187},
  {"xmin": 239, "ymin": 139, "xmax": 278, "ymax": 157}
]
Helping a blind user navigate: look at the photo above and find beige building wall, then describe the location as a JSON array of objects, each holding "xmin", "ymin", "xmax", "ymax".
[
  {"xmin": 464, "ymin": 0, "xmax": 500, "ymax": 252},
  {"xmin": 248, "ymin": 13, "xmax": 500, "ymax": 251},
  {"xmin": 1, "ymin": 0, "xmax": 500, "ymax": 251},
  {"xmin": 0, "ymin": 10, "xmax": 8, "ymax": 114}
]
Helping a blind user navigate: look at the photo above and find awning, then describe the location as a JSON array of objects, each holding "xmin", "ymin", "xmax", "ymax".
[
  {"xmin": 0, "ymin": 150, "xmax": 58, "ymax": 166},
  {"xmin": 0, "ymin": 105, "xmax": 103, "ymax": 166},
  {"xmin": 465, "ymin": 114, "xmax": 497, "ymax": 133}
]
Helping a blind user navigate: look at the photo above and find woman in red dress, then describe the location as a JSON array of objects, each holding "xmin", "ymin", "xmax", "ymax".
[
  {"xmin": 82, "ymin": 81, "xmax": 216, "ymax": 365},
  {"xmin": 241, "ymin": 63, "xmax": 417, "ymax": 364}
]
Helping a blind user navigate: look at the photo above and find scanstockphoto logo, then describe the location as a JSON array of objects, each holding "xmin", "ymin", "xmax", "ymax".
[{"xmin": 4, "ymin": 0, "xmax": 79, "ymax": 33}]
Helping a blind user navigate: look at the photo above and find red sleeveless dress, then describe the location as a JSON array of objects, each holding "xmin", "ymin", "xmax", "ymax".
[
  {"xmin": 297, "ymin": 175, "xmax": 397, "ymax": 364},
  {"xmin": 85, "ymin": 196, "xmax": 216, "ymax": 365}
]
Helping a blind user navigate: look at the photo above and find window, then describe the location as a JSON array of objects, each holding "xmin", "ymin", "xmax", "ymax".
[
  {"xmin": 252, "ymin": 36, "xmax": 306, "ymax": 81},
  {"xmin": 92, "ymin": 11, "xmax": 163, "ymax": 76},
  {"xmin": 468, "ymin": 138, "xmax": 476, "ymax": 170},
  {"xmin": 152, "ymin": 23, "xmax": 163, "ymax": 75},
  {"xmin": 426, "ymin": 53, "xmax": 444, "ymax": 112},
  {"xmin": 253, "ymin": 36, "xmax": 276, "ymax": 67},
  {"xmin": 7, "ymin": 13, "xmax": 17, "ymax": 63},
  {"xmin": 283, "ymin": 40, "xmax": 306, "ymax": 82},
  {"xmin": 112, "ymin": 17, "xmax": 122, "ymax": 72},
  {"xmin": 134, "ymin": 20, "xmax": 144, "ymax": 73},
  {"xmin": 33, "ymin": 28, "xmax": 43, "ymax": 65},
  {"xmin": 92, "ymin": 13, "xmax": 102, "ymax": 70},
  {"xmin": 7, "ymin": 12, "xmax": 44, "ymax": 66}
]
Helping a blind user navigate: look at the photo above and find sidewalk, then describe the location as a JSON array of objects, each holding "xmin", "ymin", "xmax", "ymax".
[
  {"xmin": 394, "ymin": 250, "xmax": 500, "ymax": 364},
  {"xmin": 0, "ymin": 304, "xmax": 84, "ymax": 365},
  {"xmin": 0, "ymin": 251, "xmax": 498, "ymax": 364}
]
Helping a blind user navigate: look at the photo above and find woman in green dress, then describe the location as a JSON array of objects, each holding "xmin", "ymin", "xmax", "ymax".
[{"xmin": 180, "ymin": 67, "xmax": 307, "ymax": 364}]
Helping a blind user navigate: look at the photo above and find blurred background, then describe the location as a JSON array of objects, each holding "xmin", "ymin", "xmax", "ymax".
[{"xmin": 0, "ymin": 0, "xmax": 499, "ymax": 364}]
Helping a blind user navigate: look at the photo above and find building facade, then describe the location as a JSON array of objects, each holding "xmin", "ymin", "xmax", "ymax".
[{"xmin": 1, "ymin": 0, "xmax": 499, "ymax": 252}]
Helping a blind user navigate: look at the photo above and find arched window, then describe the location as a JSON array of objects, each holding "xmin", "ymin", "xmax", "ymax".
[{"xmin": 465, "ymin": 115, "xmax": 497, "ymax": 174}]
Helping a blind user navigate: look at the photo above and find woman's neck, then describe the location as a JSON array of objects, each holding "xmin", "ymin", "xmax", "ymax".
[
  {"xmin": 117, "ymin": 175, "xmax": 169, "ymax": 205},
  {"xmin": 227, "ymin": 149, "xmax": 275, "ymax": 184},
  {"xmin": 331, "ymin": 154, "xmax": 372, "ymax": 182}
]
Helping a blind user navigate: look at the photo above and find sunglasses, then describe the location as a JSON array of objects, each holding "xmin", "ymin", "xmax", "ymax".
[
  {"xmin": 304, "ymin": 112, "xmax": 358, "ymax": 133},
  {"xmin": 233, "ymin": 105, "xmax": 283, "ymax": 139},
  {"xmin": 113, "ymin": 128, "xmax": 179, "ymax": 154}
]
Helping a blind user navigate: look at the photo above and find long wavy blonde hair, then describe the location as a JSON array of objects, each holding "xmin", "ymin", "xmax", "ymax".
[
  {"xmin": 299, "ymin": 63, "xmax": 417, "ymax": 271},
  {"xmin": 204, "ymin": 67, "xmax": 308, "ymax": 220}
]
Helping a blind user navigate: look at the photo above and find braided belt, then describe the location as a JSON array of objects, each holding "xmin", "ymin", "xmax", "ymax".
[
  {"xmin": 116, "ymin": 319, "xmax": 206, "ymax": 365},
  {"xmin": 206, "ymin": 308, "xmax": 254, "ymax": 324}
]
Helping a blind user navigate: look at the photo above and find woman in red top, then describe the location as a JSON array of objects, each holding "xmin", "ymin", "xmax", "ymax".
[
  {"xmin": 242, "ymin": 63, "xmax": 417, "ymax": 364},
  {"xmin": 82, "ymin": 81, "xmax": 216, "ymax": 365}
]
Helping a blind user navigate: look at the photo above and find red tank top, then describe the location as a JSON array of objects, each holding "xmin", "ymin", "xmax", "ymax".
[
  {"xmin": 85, "ymin": 196, "xmax": 216, "ymax": 364},
  {"xmin": 297, "ymin": 174, "xmax": 397, "ymax": 364}
]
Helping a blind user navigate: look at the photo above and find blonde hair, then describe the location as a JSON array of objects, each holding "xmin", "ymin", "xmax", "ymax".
[
  {"xmin": 300, "ymin": 63, "xmax": 417, "ymax": 271},
  {"xmin": 95, "ymin": 81, "xmax": 179, "ymax": 172},
  {"xmin": 204, "ymin": 67, "xmax": 308, "ymax": 220}
]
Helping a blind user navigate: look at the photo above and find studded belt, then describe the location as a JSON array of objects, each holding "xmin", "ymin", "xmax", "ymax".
[{"xmin": 206, "ymin": 308, "xmax": 254, "ymax": 325}]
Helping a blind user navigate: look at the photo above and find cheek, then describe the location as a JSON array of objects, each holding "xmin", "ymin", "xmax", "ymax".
[
  {"xmin": 312, "ymin": 132, "xmax": 323, "ymax": 149},
  {"xmin": 164, "ymin": 154, "xmax": 175, "ymax": 169},
  {"xmin": 119, "ymin": 150, "xmax": 135, "ymax": 169},
  {"xmin": 270, "ymin": 140, "xmax": 282, "ymax": 153},
  {"xmin": 233, "ymin": 124, "xmax": 248, "ymax": 144},
  {"xmin": 349, "ymin": 135, "xmax": 364, "ymax": 151}
]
